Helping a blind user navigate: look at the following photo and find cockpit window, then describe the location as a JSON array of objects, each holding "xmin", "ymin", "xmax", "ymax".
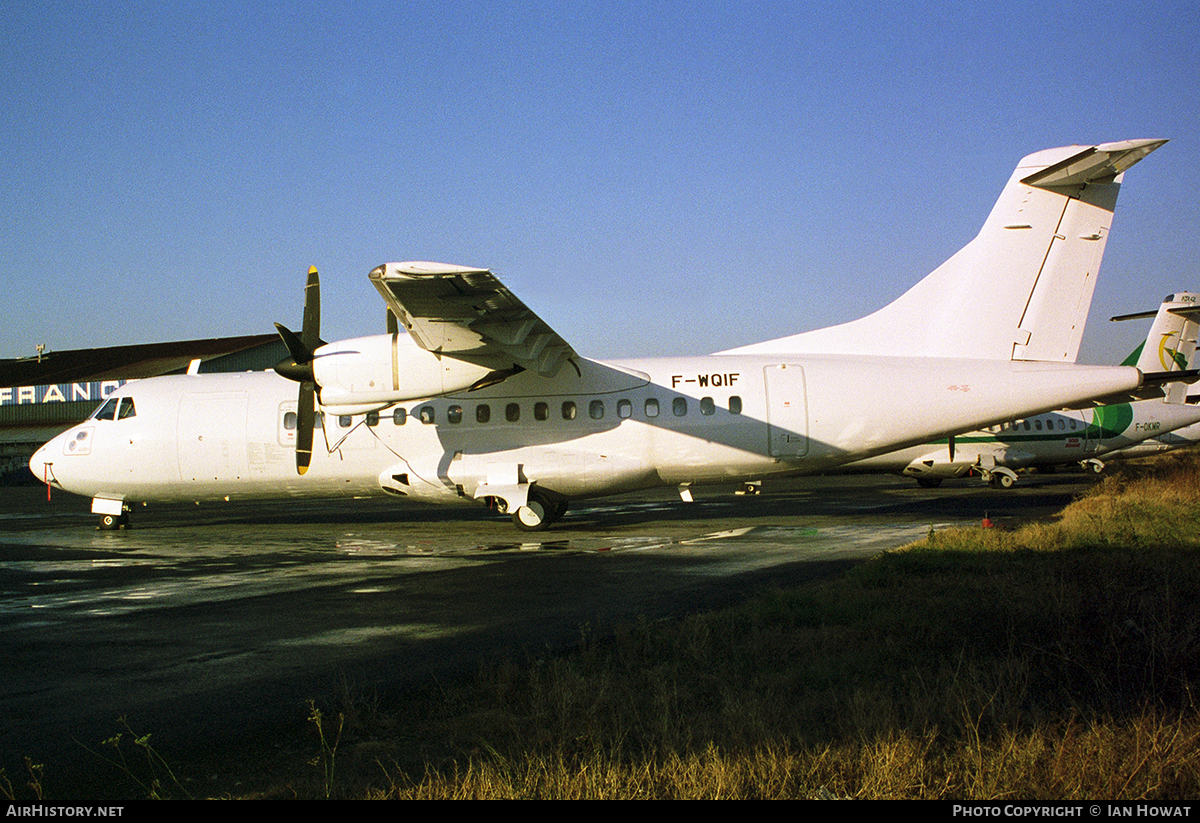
[
  {"xmin": 93, "ymin": 398, "xmax": 118, "ymax": 420},
  {"xmin": 93, "ymin": 397, "xmax": 136, "ymax": 420}
]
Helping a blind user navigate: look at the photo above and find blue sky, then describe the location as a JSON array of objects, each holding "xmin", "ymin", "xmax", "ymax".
[{"xmin": 3, "ymin": 1, "xmax": 1199, "ymax": 365}]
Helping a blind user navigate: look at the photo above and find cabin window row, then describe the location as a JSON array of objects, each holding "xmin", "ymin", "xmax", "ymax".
[
  {"xmin": 406, "ymin": 396, "xmax": 742, "ymax": 425},
  {"xmin": 396, "ymin": 396, "xmax": 743, "ymax": 426},
  {"xmin": 983, "ymin": 417, "xmax": 1081, "ymax": 433},
  {"xmin": 285, "ymin": 396, "xmax": 743, "ymax": 431},
  {"xmin": 284, "ymin": 395, "xmax": 745, "ymax": 430}
]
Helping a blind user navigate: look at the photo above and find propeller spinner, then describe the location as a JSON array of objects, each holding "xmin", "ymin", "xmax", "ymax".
[{"xmin": 273, "ymin": 266, "xmax": 324, "ymax": 475}]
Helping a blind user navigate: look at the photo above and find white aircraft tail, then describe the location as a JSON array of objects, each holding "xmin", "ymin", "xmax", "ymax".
[
  {"xmin": 723, "ymin": 140, "xmax": 1167, "ymax": 361},
  {"xmin": 1116, "ymin": 293, "xmax": 1200, "ymax": 403}
]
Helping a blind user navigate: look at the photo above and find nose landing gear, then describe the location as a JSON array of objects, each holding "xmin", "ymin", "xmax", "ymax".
[
  {"xmin": 93, "ymin": 498, "xmax": 130, "ymax": 530},
  {"xmin": 98, "ymin": 512, "xmax": 130, "ymax": 530}
]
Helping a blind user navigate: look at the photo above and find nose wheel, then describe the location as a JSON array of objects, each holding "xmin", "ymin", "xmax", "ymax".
[{"xmin": 98, "ymin": 513, "xmax": 129, "ymax": 530}]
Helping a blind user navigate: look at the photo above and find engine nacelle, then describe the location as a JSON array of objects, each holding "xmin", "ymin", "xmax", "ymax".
[
  {"xmin": 312, "ymin": 333, "xmax": 498, "ymax": 413},
  {"xmin": 900, "ymin": 449, "xmax": 974, "ymax": 481}
]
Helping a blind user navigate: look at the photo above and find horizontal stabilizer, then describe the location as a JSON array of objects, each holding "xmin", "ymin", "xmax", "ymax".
[
  {"xmin": 1090, "ymin": 368, "xmax": 1200, "ymax": 406},
  {"xmin": 1021, "ymin": 139, "xmax": 1168, "ymax": 190},
  {"xmin": 1115, "ymin": 293, "xmax": 1200, "ymax": 401}
]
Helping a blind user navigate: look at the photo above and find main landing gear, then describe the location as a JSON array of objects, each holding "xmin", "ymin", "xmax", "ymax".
[
  {"xmin": 980, "ymin": 467, "xmax": 1018, "ymax": 490},
  {"xmin": 988, "ymin": 472, "xmax": 1016, "ymax": 490},
  {"xmin": 510, "ymin": 490, "xmax": 569, "ymax": 532}
]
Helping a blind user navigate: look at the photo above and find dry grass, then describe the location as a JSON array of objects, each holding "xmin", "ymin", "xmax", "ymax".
[
  {"xmin": 361, "ymin": 711, "xmax": 1200, "ymax": 799},
  {"xmin": 347, "ymin": 451, "xmax": 1200, "ymax": 800}
]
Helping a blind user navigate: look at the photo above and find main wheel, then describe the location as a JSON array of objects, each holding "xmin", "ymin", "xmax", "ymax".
[
  {"xmin": 512, "ymin": 492, "xmax": 552, "ymax": 531},
  {"xmin": 990, "ymin": 473, "xmax": 1015, "ymax": 490},
  {"xmin": 915, "ymin": 477, "xmax": 943, "ymax": 489}
]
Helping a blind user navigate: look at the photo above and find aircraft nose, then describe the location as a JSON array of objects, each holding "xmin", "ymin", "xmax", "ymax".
[{"xmin": 29, "ymin": 444, "xmax": 49, "ymax": 485}]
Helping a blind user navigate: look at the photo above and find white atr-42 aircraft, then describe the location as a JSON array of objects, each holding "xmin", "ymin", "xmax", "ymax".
[{"xmin": 30, "ymin": 139, "xmax": 1185, "ymax": 530}]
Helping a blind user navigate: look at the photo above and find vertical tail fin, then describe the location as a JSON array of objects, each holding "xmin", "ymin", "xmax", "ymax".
[
  {"xmin": 1115, "ymin": 294, "xmax": 1200, "ymax": 403},
  {"xmin": 723, "ymin": 140, "xmax": 1167, "ymax": 361}
]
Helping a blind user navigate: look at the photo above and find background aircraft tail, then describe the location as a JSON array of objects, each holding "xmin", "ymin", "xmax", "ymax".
[
  {"xmin": 723, "ymin": 140, "xmax": 1167, "ymax": 361},
  {"xmin": 1115, "ymin": 293, "xmax": 1200, "ymax": 403}
]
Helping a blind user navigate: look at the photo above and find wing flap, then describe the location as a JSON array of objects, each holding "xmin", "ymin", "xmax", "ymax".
[{"xmin": 368, "ymin": 262, "xmax": 576, "ymax": 377}]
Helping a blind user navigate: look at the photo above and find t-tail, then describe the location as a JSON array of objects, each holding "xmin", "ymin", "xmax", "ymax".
[
  {"xmin": 1113, "ymin": 293, "xmax": 1200, "ymax": 403},
  {"xmin": 722, "ymin": 139, "xmax": 1168, "ymax": 361}
]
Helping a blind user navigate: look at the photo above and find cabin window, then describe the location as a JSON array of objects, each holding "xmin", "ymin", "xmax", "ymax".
[
  {"xmin": 287, "ymin": 410, "xmax": 323, "ymax": 428},
  {"xmin": 534, "ymin": 402, "xmax": 549, "ymax": 421},
  {"xmin": 506, "ymin": 403, "xmax": 520, "ymax": 422},
  {"xmin": 1070, "ymin": 419, "xmax": 1078, "ymax": 430},
  {"xmin": 393, "ymin": 408, "xmax": 407, "ymax": 426},
  {"xmin": 699, "ymin": 397, "xmax": 715, "ymax": 416},
  {"xmin": 617, "ymin": 399, "xmax": 632, "ymax": 419},
  {"xmin": 1023, "ymin": 421, "xmax": 1031, "ymax": 431},
  {"xmin": 367, "ymin": 411, "xmax": 379, "ymax": 427},
  {"xmin": 589, "ymin": 400, "xmax": 605, "ymax": 420},
  {"xmin": 644, "ymin": 398, "xmax": 660, "ymax": 418},
  {"xmin": 339, "ymin": 415, "xmax": 352, "ymax": 428},
  {"xmin": 562, "ymin": 401, "xmax": 577, "ymax": 420},
  {"xmin": 476, "ymin": 404, "xmax": 491, "ymax": 424},
  {"xmin": 419, "ymin": 406, "xmax": 435, "ymax": 424},
  {"xmin": 447, "ymin": 405, "xmax": 463, "ymax": 424},
  {"xmin": 673, "ymin": 397, "xmax": 688, "ymax": 417},
  {"xmin": 729, "ymin": 396, "xmax": 742, "ymax": 414}
]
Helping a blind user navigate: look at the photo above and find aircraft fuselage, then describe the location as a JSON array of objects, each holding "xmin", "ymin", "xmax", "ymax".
[
  {"xmin": 844, "ymin": 399, "xmax": 1200, "ymax": 484},
  {"xmin": 31, "ymin": 345, "xmax": 1141, "ymax": 512}
]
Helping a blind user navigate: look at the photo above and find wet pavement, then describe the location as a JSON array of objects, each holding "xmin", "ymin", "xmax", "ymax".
[{"xmin": 0, "ymin": 472, "xmax": 1093, "ymax": 792}]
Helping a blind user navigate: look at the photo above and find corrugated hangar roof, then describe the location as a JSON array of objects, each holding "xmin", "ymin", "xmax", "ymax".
[{"xmin": 0, "ymin": 334, "xmax": 282, "ymax": 387}]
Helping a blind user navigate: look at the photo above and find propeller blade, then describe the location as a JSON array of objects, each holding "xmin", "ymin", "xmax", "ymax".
[
  {"xmin": 274, "ymin": 323, "xmax": 313, "ymax": 367},
  {"xmin": 302, "ymin": 266, "xmax": 322, "ymax": 352},
  {"xmin": 275, "ymin": 266, "xmax": 324, "ymax": 475},
  {"xmin": 273, "ymin": 267, "xmax": 325, "ymax": 375},
  {"xmin": 296, "ymin": 381, "xmax": 315, "ymax": 475}
]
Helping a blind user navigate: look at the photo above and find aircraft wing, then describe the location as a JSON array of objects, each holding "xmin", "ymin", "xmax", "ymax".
[{"xmin": 368, "ymin": 261, "xmax": 577, "ymax": 377}]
